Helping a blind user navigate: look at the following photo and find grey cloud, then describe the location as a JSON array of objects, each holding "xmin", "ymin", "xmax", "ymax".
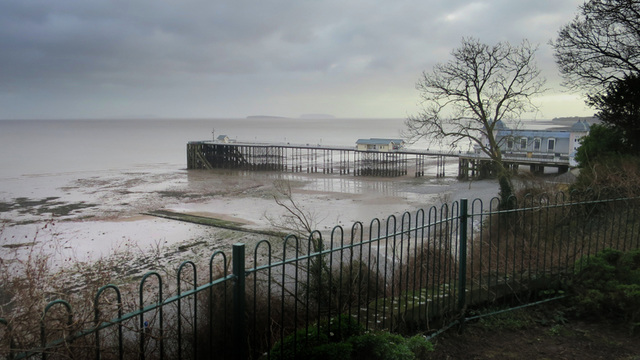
[{"xmin": 0, "ymin": 0, "xmax": 589, "ymax": 119}]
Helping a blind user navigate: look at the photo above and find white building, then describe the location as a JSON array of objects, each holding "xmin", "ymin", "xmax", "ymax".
[
  {"xmin": 477, "ymin": 120, "xmax": 591, "ymax": 167},
  {"xmin": 355, "ymin": 138, "xmax": 405, "ymax": 152},
  {"xmin": 216, "ymin": 135, "xmax": 231, "ymax": 143}
]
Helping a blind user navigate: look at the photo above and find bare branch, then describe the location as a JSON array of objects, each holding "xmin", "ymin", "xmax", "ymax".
[
  {"xmin": 264, "ymin": 180, "xmax": 326, "ymax": 237},
  {"xmin": 405, "ymin": 37, "xmax": 545, "ymax": 205},
  {"xmin": 552, "ymin": 0, "xmax": 640, "ymax": 93},
  {"xmin": 405, "ymin": 37, "xmax": 546, "ymax": 163}
]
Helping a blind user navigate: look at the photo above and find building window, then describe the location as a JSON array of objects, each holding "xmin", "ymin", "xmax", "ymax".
[
  {"xmin": 548, "ymin": 138, "xmax": 556, "ymax": 151},
  {"xmin": 520, "ymin": 137, "xmax": 527, "ymax": 150},
  {"xmin": 507, "ymin": 138, "xmax": 514, "ymax": 149},
  {"xmin": 534, "ymin": 138, "xmax": 541, "ymax": 151}
]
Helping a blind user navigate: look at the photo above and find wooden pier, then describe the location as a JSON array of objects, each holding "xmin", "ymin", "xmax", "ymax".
[
  {"xmin": 187, "ymin": 141, "xmax": 449, "ymax": 177},
  {"xmin": 187, "ymin": 141, "xmax": 572, "ymax": 179},
  {"xmin": 457, "ymin": 154, "xmax": 571, "ymax": 180}
]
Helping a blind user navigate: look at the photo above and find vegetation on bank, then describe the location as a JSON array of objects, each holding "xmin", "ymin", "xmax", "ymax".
[
  {"xmin": 571, "ymin": 249, "xmax": 640, "ymax": 333},
  {"xmin": 269, "ymin": 314, "xmax": 433, "ymax": 360}
]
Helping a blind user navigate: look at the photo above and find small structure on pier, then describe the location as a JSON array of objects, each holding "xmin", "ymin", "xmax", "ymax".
[{"xmin": 355, "ymin": 138, "xmax": 405, "ymax": 151}]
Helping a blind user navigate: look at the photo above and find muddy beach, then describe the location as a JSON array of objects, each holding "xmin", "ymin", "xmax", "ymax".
[{"xmin": 0, "ymin": 164, "xmax": 500, "ymax": 272}]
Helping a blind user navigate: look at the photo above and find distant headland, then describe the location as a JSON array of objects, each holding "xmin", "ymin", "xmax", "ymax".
[
  {"xmin": 246, "ymin": 115, "xmax": 289, "ymax": 119},
  {"xmin": 299, "ymin": 114, "xmax": 336, "ymax": 119},
  {"xmin": 246, "ymin": 114, "xmax": 336, "ymax": 119},
  {"xmin": 552, "ymin": 116, "xmax": 598, "ymax": 123}
]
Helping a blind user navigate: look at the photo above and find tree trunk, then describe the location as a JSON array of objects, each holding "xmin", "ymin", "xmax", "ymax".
[{"xmin": 494, "ymin": 161, "xmax": 515, "ymax": 209}]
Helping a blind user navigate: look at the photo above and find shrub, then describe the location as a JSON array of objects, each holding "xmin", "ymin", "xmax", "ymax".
[
  {"xmin": 349, "ymin": 332, "xmax": 413, "ymax": 360},
  {"xmin": 572, "ymin": 249, "xmax": 640, "ymax": 332},
  {"xmin": 349, "ymin": 332, "xmax": 433, "ymax": 360},
  {"xmin": 269, "ymin": 314, "xmax": 364, "ymax": 360},
  {"xmin": 306, "ymin": 342, "xmax": 353, "ymax": 360},
  {"xmin": 304, "ymin": 257, "xmax": 386, "ymax": 314},
  {"xmin": 269, "ymin": 314, "xmax": 434, "ymax": 360},
  {"xmin": 405, "ymin": 334, "xmax": 435, "ymax": 358},
  {"xmin": 572, "ymin": 155, "xmax": 640, "ymax": 199}
]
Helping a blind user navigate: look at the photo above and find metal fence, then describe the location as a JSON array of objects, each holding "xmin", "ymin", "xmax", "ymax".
[{"xmin": 1, "ymin": 193, "xmax": 639, "ymax": 359}]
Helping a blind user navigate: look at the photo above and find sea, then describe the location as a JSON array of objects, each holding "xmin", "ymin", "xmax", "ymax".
[{"xmin": 0, "ymin": 117, "xmax": 418, "ymax": 178}]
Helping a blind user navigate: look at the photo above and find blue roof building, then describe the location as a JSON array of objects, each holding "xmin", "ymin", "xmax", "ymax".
[{"xmin": 477, "ymin": 120, "xmax": 592, "ymax": 167}]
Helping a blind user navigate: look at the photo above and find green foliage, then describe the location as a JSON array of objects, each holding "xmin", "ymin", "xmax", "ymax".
[
  {"xmin": 547, "ymin": 324, "xmax": 567, "ymax": 336},
  {"xmin": 327, "ymin": 314, "xmax": 366, "ymax": 342},
  {"xmin": 572, "ymin": 249, "xmax": 640, "ymax": 332},
  {"xmin": 405, "ymin": 334, "xmax": 435, "ymax": 358},
  {"xmin": 305, "ymin": 342, "xmax": 353, "ymax": 360},
  {"xmin": 587, "ymin": 74, "xmax": 640, "ymax": 153},
  {"xmin": 574, "ymin": 124, "xmax": 630, "ymax": 167},
  {"xmin": 349, "ymin": 332, "xmax": 414, "ymax": 360},
  {"xmin": 269, "ymin": 326, "xmax": 328, "ymax": 360},
  {"xmin": 472, "ymin": 306, "xmax": 542, "ymax": 331},
  {"xmin": 269, "ymin": 315, "xmax": 433, "ymax": 360},
  {"xmin": 269, "ymin": 315, "xmax": 364, "ymax": 360}
]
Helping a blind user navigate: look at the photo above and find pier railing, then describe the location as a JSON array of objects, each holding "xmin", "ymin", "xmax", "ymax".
[{"xmin": 2, "ymin": 193, "xmax": 639, "ymax": 359}]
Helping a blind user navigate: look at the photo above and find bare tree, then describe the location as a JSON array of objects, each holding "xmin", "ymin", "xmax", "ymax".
[
  {"xmin": 264, "ymin": 179, "xmax": 320, "ymax": 237},
  {"xmin": 552, "ymin": 0, "xmax": 640, "ymax": 92},
  {"xmin": 405, "ymin": 37, "xmax": 546, "ymax": 203}
]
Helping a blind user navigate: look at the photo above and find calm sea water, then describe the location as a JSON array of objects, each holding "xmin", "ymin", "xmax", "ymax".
[{"xmin": 0, "ymin": 118, "xmax": 413, "ymax": 178}]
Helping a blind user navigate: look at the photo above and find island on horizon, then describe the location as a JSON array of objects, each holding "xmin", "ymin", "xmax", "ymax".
[
  {"xmin": 298, "ymin": 114, "xmax": 336, "ymax": 119},
  {"xmin": 246, "ymin": 115, "xmax": 289, "ymax": 119},
  {"xmin": 246, "ymin": 114, "xmax": 337, "ymax": 119}
]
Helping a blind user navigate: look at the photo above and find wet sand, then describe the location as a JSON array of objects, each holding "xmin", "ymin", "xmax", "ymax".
[{"xmin": 0, "ymin": 164, "xmax": 500, "ymax": 270}]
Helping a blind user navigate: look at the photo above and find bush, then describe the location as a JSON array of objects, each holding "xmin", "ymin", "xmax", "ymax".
[
  {"xmin": 405, "ymin": 334, "xmax": 435, "ymax": 358},
  {"xmin": 349, "ymin": 332, "xmax": 434, "ymax": 360},
  {"xmin": 304, "ymin": 258, "xmax": 386, "ymax": 314},
  {"xmin": 349, "ymin": 332, "xmax": 414, "ymax": 360},
  {"xmin": 574, "ymin": 124, "xmax": 630, "ymax": 167},
  {"xmin": 572, "ymin": 155, "xmax": 640, "ymax": 199},
  {"xmin": 270, "ymin": 314, "xmax": 364, "ymax": 360},
  {"xmin": 572, "ymin": 249, "xmax": 640, "ymax": 332},
  {"xmin": 269, "ymin": 314, "xmax": 433, "ymax": 360}
]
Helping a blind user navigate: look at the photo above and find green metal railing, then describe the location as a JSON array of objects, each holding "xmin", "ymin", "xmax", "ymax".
[{"xmin": 1, "ymin": 193, "xmax": 638, "ymax": 359}]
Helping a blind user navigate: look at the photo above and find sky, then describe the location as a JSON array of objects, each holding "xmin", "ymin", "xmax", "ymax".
[{"xmin": 0, "ymin": 0, "xmax": 596, "ymax": 120}]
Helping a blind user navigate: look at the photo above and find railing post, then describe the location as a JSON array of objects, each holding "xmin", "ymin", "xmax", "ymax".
[
  {"xmin": 232, "ymin": 244, "xmax": 246, "ymax": 360},
  {"xmin": 458, "ymin": 199, "xmax": 468, "ymax": 312}
]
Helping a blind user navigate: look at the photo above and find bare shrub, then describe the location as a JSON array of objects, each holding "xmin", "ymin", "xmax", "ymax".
[
  {"xmin": 264, "ymin": 180, "xmax": 326, "ymax": 237},
  {"xmin": 0, "ymin": 221, "xmax": 187, "ymax": 359},
  {"xmin": 469, "ymin": 192, "xmax": 640, "ymax": 305},
  {"xmin": 403, "ymin": 243, "xmax": 457, "ymax": 294},
  {"xmin": 573, "ymin": 156, "xmax": 640, "ymax": 200}
]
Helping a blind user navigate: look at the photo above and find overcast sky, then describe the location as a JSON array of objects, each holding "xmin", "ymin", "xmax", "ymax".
[{"xmin": 0, "ymin": 0, "xmax": 596, "ymax": 120}]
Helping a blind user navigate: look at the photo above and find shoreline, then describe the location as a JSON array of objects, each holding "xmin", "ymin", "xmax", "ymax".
[{"xmin": 0, "ymin": 165, "xmax": 500, "ymax": 270}]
